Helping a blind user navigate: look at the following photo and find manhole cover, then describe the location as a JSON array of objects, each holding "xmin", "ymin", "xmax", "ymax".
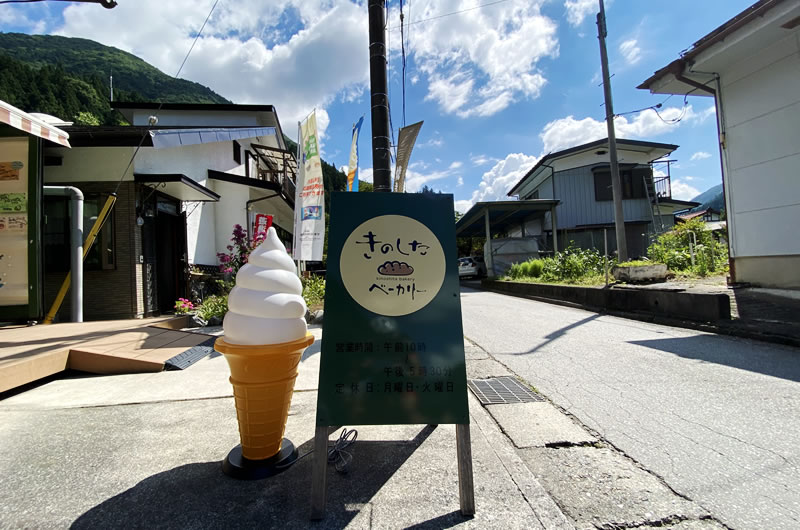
[{"xmin": 468, "ymin": 376, "xmax": 544, "ymax": 405}]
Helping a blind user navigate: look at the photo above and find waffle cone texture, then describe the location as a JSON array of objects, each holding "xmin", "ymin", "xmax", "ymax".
[{"xmin": 215, "ymin": 333, "xmax": 314, "ymax": 460}]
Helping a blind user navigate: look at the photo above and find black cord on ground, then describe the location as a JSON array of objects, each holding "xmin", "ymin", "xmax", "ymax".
[
  {"xmin": 328, "ymin": 427, "xmax": 358, "ymax": 473},
  {"xmin": 274, "ymin": 427, "xmax": 358, "ymax": 472}
]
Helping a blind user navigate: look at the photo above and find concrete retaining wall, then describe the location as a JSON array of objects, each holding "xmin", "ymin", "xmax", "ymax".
[{"xmin": 482, "ymin": 281, "xmax": 731, "ymax": 322}]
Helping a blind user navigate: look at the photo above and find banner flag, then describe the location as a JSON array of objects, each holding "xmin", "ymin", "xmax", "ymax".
[
  {"xmin": 346, "ymin": 116, "xmax": 364, "ymax": 192},
  {"xmin": 292, "ymin": 111, "xmax": 326, "ymax": 261}
]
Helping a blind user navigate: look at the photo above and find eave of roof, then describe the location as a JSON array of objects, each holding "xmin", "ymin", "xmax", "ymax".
[
  {"xmin": 111, "ymin": 102, "xmax": 275, "ymax": 113},
  {"xmin": 507, "ymin": 138, "xmax": 679, "ymax": 197},
  {"xmin": 638, "ymin": 0, "xmax": 788, "ymax": 91}
]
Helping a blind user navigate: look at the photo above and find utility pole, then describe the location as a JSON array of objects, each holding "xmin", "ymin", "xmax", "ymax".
[
  {"xmin": 368, "ymin": 0, "xmax": 391, "ymax": 192},
  {"xmin": 597, "ymin": 0, "xmax": 628, "ymax": 261}
]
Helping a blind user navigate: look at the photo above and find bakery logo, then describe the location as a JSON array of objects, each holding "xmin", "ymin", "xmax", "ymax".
[
  {"xmin": 341, "ymin": 215, "xmax": 446, "ymax": 317},
  {"xmin": 377, "ymin": 261, "xmax": 413, "ymax": 276}
]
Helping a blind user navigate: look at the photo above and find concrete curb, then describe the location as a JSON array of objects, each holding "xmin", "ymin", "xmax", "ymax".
[{"xmin": 480, "ymin": 280, "xmax": 800, "ymax": 349}]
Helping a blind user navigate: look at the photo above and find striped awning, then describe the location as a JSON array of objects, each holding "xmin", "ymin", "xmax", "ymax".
[{"xmin": 0, "ymin": 100, "xmax": 71, "ymax": 148}]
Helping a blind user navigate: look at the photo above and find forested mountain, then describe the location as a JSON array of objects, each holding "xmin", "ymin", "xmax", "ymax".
[
  {"xmin": 690, "ymin": 184, "xmax": 725, "ymax": 213},
  {"xmin": 0, "ymin": 32, "xmax": 229, "ymax": 124}
]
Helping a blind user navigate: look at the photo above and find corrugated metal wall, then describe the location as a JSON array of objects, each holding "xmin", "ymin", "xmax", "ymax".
[{"xmin": 525, "ymin": 166, "xmax": 652, "ymax": 229}]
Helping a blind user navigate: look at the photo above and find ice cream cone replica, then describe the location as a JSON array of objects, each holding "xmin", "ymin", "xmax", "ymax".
[{"xmin": 215, "ymin": 226, "xmax": 313, "ymax": 479}]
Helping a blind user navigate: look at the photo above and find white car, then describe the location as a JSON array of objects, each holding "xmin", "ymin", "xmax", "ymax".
[{"xmin": 458, "ymin": 256, "xmax": 487, "ymax": 278}]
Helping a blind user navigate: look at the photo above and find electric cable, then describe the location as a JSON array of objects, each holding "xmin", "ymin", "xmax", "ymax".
[
  {"xmin": 274, "ymin": 427, "xmax": 359, "ymax": 472},
  {"xmin": 111, "ymin": 0, "xmax": 220, "ymax": 196},
  {"xmin": 388, "ymin": 0, "xmax": 512, "ymax": 29},
  {"xmin": 327, "ymin": 427, "xmax": 358, "ymax": 473}
]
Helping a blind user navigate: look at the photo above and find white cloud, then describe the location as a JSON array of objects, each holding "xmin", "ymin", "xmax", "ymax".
[
  {"xmin": 449, "ymin": 161, "xmax": 463, "ymax": 170},
  {"xmin": 55, "ymin": 1, "xmax": 370, "ymax": 130},
  {"xmin": 457, "ymin": 176, "xmax": 464, "ymax": 187},
  {"xmin": 671, "ymin": 179, "xmax": 701, "ymax": 201},
  {"xmin": 540, "ymin": 105, "xmax": 708, "ymax": 153},
  {"xmin": 403, "ymin": 167, "xmax": 456, "ymax": 193},
  {"xmin": 418, "ymin": 136, "xmax": 444, "ymax": 149},
  {"xmin": 695, "ymin": 105, "xmax": 717, "ymax": 124},
  {"xmin": 619, "ymin": 39, "xmax": 641, "ymax": 65},
  {"xmin": 405, "ymin": 1, "xmax": 558, "ymax": 118},
  {"xmin": 564, "ymin": 0, "xmax": 597, "ymax": 27},
  {"xmin": 358, "ymin": 167, "xmax": 373, "ymax": 184},
  {"xmin": 455, "ymin": 153, "xmax": 539, "ymax": 213},
  {"xmin": 470, "ymin": 154, "xmax": 497, "ymax": 167},
  {"xmin": 690, "ymin": 151, "xmax": 712, "ymax": 161}
]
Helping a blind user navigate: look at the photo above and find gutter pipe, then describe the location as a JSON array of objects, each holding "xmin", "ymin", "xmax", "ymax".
[{"xmin": 43, "ymin": 186, "xmax": 83, "ymax": 322}]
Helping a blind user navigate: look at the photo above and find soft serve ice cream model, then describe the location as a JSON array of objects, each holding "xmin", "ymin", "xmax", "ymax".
[{"xmin": 214, "ymin": 227, "xmax": 314, "ymax": 479}]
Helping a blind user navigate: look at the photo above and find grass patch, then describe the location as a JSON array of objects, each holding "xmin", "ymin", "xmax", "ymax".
[{"xmin": 616, "ymin": 260, "xmax": 658, "ymax": 267}]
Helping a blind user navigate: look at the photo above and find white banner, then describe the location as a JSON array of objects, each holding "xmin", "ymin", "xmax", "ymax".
[{"xmin": 293, "ymin": 111, "xmax": 325, "ymax": 261}]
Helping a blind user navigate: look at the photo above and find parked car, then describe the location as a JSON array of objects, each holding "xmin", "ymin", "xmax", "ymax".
[{"xmin": 458, "ymin": 256, "xmax": 487, "ymax": 278}]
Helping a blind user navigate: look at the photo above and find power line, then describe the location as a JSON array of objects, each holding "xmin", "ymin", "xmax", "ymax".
[
  {"xmin": 388, "ymin": 0, "xmax": 512, "ymax": 29},
  {"xmin": 112, "ymin": 0, "xmax": 220, "ymax": 196}
]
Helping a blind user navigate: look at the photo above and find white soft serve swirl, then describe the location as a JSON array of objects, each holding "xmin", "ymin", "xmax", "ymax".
[{"xmin": 222, "ymin": 227, "xmax": 308, "ymax": 345}]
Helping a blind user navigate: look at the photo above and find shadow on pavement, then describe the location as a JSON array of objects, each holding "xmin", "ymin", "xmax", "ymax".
[
  {"xmin": 629, "ymin": 336, "xmax": 800, "ymax": 382},
  {"xmin": 72, "ymin": 426, "xmax": 439, "ymax": 529},
  {"xmin": 520, "ymin": 314, "xmax": 601, "ymax": 355}
]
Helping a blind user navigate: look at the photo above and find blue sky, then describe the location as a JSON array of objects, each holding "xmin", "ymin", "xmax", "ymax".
[{"xmin": 3, "ymin": 0, "xmax": 753, "ymax": 212}]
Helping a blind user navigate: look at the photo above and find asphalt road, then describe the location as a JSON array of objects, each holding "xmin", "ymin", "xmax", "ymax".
[{"xmin": 460, "ymin": 287, "xmax": 800, "ymax": 530}]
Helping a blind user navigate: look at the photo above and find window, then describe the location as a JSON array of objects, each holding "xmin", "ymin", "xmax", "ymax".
[
  {"xmin": 44, "ymin": 194, "xmax": 115, "ymax": 272},
  {"xmin": 593, "ymin": 166, "xmax": 649, "ymax": 201},
  {"xmin": 531, "ymin": 189, "xmax": 540, "ymax": 199},
  {"xmin": 233, "ymin": 140, "xmax": 242, "ymax": 164}
]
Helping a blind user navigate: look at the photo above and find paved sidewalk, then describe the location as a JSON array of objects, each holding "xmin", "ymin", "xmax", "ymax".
[{"xmin": 0, "ymin": 325, "xmax": 572, "ymax": 529}]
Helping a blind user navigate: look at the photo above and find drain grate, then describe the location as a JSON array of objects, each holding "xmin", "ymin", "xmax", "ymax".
[{"xmin": 468, "ymin": 376, "xmax": 545, "ymax": 405}]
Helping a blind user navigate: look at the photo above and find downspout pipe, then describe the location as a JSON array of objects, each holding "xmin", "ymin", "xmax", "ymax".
[{"xmin": 44, "ymin": 186, "xmax": 83, "ymax": 322}]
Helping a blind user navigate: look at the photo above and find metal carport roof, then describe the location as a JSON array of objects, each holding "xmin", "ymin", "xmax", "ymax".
[{"xmin": 455, "ymin": 200, "xmax": 560, "ymax": 238}]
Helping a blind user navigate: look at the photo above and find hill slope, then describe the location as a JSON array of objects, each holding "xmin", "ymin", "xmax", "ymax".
[
  {"xmin": 0, "ymin": 32, "xmax": 229, "ymax": 104},
  {"xmin": 690, "ymin": 183, "xmax": 725, "ymax": 212}
]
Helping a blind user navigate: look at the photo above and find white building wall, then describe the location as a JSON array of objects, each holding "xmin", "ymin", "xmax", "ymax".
[
  {"xmin": 44, "ymin": 146, "xmax": 136, "ymax": 183},
  {"xmin": 720, "ymin": 30, "xmax": 800, "ymax": 258},
  {"xmin": 211, "ymin": 179, "xmax": 249, "ymax": 261},
  {"xmin": 133, "ymin": 134, "xmax": 279, "ymax": 265}
]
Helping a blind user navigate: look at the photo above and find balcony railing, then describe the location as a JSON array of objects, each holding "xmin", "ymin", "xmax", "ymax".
[
  {"xmin": 247, "ymin": 143, "xmax": 298, "ymax": 201},
  {"xmin": 653, "ymin": 175, "xmax": 671, "ymax": 199}
]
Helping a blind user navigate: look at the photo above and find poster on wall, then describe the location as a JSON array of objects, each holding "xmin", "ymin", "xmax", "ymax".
[
  {"xmin": 0, "ymin": 138, "xmax": 29, "ymax": 306},
  {"xmin": 292, "ymin": 111, "xmax": 325, "ymax": 261}
]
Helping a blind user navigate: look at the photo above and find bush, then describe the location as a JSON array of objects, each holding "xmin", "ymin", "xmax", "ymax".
[
  {"xmin": 647, "ymin": 218, "xmax": 727, "ymax": 276},
  {"xmin": 302, "ymin": 275, "xmax": 326, "ymax": 309},
  {"xmin": 540, "ymin": 243, "xmax": 606, "ymax": 282},
  {"xmin": 508, "ymin": 262, "xmax": 524, "ymax": 280},
  {"xmin": 528, "ymin": 259, "xmax": 544, "ymax": 278},
  {"xmin": 196, "ymin": 294, "xmax": 228, "ymax": 321}
]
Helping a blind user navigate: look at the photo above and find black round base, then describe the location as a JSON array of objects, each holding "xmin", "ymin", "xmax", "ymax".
[{"xmin": 222, "ymin": 439, "xmax": 298, "ymax": 480}]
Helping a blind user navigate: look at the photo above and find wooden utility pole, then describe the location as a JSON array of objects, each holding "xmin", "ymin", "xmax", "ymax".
[
  {"xmin": 597, "ymin": 0, "xmax": 628, "ymax": 261},
  {"xmin": 368, "ymin": 0, "xmax": 391, "ymax": 192}
]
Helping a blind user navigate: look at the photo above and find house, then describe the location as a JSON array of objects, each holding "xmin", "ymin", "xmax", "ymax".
[
  {"xmin": 506, "ymin": 138, "xmax": 699, "ymax": 258},
  {"xmin": 41, "ymin": 102, "xmax": 298, "ymax": 320},
  {"xmin": 638, "ymin": 0, "xmax": 800, "ymax": 288},
  {"xmin": 676, "ymin": 208, "xmax": 722, "ymax": 224},
  {"xmin": 0, "ymin": 100, "xmax": 71, "ymax": 322}
]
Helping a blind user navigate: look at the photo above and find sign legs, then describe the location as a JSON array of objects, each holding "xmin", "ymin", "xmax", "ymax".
[
  {"xmin": 310, "ymin": 425, "xmax": 329, "ymax": 520},
  {"xmin": 456, "ymin": 423, "xmax": 475, "ymax": 516}
]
